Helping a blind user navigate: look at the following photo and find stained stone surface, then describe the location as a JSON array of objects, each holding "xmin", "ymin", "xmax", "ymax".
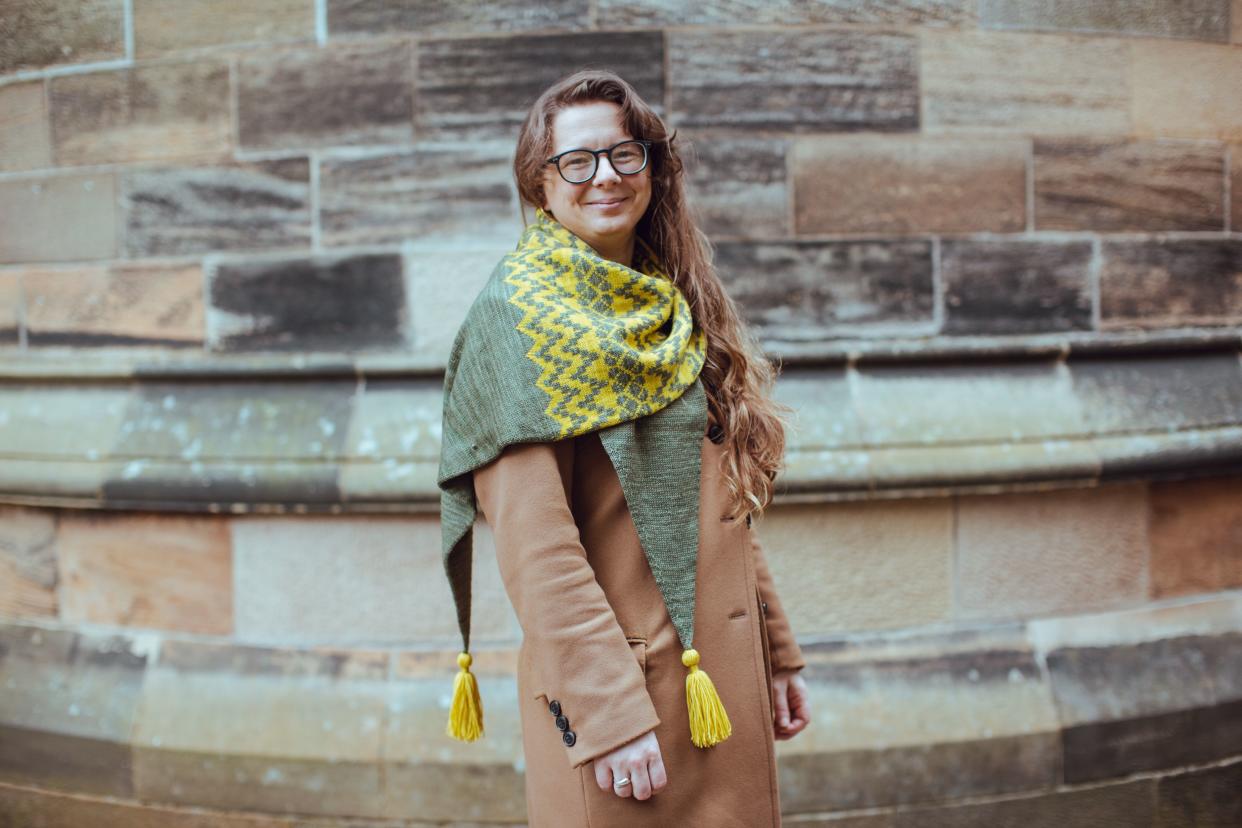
[
  {"xmin": 682, "ymin": 134, "xmax": 789, "ymax": 239},
  {"xmin": 669, "ymin": 29, "xmax": 919, "ymax": 132},
  {"xmin": 1155, "ymin": 759, "xmax": 1242, "ymax": 827},
  {"xmin": 122, "ymin": 159, "xmax": 313, "ymax": 257},
  {"xmin": 206, "ymin": 253, "xmax": 407, "ymax": 352},
  {"xmin": 47, "ymin": 61, "xmax": 232, "ymax": 166},
  {"xmin": 1034, "ymin": 138, "xmax": 1226, "ymax": 232},
  {"xmin": 714, "ymin": 239, "xmax": 935, "ymax": 344},
  {"xmin": 132, "ymin": 0, "xmax": 315, "ymax": 57},
  {"xmin": 0, "ymin": 173, "xmax": 119, "ymax": 264},
  {"xmin": 328, "ymin": 0, "xmax": 589, "ymax": 35},
  {"xmin": 0, "ymin": 273, "xmax": 19, "ymax": 345},
  {"xmin": 1148, "ymin": 476, "xmax": 1242, "ymax": 598},
  {"xmin": 0, "ymin": 505, "xmax": 58, "ymax": 619},
  {"xmin": 237, "ymin": 41, "xmax": 416, "ymax": 151},
  {"xmin": 0, "ymin": 0, "xmax": 125, "ymax": 73},
  {"xmin": 1099, "ymin": 239, "xmax": 1242, "ymax": 329},
  {"xmin": 415, "ymin": 31, "xmax": 664, "ymax": 141},
  {"xmin": 888, "ymin": 776, "xmax": 1155, "ymax": 827},
  {"xmin": 980, "ymin": 0, "xmax": 1232, "ymax": 41},
  {"xmin": 598, "ymin": 0, "xmax": 973, "ymax": 27},
  {"xmin": 1130, "ymin": 40, "xmax": 1242, "ymax": 140},
  {"xmin": 0, "ymin": 81, "xmax": 53, "ymax": 173},
  {"xmin": 941, "ymin": 239, "xmax": 1093, "ymax": 335}
]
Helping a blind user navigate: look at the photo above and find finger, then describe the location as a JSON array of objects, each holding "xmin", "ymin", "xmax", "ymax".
[
  {"xmin": 648, "ymin": 753, "xmax": 668, "ymax": 792},
  {"xmin": 629, "ymin": 763, "xmax": 653, "ymax": 801},
  {"xmin": 594, "ymin": 760, "xmax": 611, "ymax": 792},
  {"xmin": 612, "ymin": 767, "xmax": 634, "ymax": 798},
  {"xmin": 773, "ymin": 686, "xmax": 792, "ymax": 730}
]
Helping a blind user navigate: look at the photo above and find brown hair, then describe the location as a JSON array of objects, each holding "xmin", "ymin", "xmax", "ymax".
[{"xmin": 513, "ymin": 69, "xmax": 789, "ymax": 520}]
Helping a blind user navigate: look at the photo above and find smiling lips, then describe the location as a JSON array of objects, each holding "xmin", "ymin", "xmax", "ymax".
[{"xmin": 588, "ymin": 197, "xmax": 627, "ymax": 206}]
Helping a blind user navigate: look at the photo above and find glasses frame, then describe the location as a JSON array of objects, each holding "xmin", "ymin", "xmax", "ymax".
[{"xmin": 545, "ymin": 139, "xmax": 654, "ymax": 184}]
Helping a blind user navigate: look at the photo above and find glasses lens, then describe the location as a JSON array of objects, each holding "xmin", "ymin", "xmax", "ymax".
[
  {"xmin": 611, "ymin": 141, "xmax": 647, "ymax": 174},
  {"xmin": 559, "ymin": 150, "xmax": 596, "ymax": 182}
]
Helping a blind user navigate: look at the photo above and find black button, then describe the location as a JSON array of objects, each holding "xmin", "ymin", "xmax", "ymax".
[
  {"xmin": 707, "ymin": 424, "xmax": 724, "ymax": 444},
  {"xmin": 548, "ymin": 700, "xmax": 561, "ymax": 716},
  {"xmin": 762, "ymin": 601, "xmax": 769, "ymax": 615},
  {"xmin": 563, "ymin": 730, "xmax": 577, "ymax": 747},
  {"xmin": 555, "ymin": 714, "xmax": 569, "ymax": 731}
]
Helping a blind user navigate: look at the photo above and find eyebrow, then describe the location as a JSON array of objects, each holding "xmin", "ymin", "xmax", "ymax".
[{"xmin": 553, "ymin": 137, "xmax": 635, "ymax": 153}]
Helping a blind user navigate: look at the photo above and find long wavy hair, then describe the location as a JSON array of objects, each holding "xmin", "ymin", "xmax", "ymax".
[{"xmin": 513, "ymin": 69, "xmax": 789, "ymax": 521}]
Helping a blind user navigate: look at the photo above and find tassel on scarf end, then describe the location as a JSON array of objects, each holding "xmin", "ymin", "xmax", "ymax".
[
  {"xmin": 446, "ymin": 651, "xmax": 485, "ymax": 742},
  {"xmin": 682, "ymin": 648, "xmax": 732, "ymax": 748}
]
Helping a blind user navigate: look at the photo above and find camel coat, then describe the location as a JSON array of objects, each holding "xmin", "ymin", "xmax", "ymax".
[{"xmin": 472, "ymin": 424, "xmax": 806, "ymax": 827}]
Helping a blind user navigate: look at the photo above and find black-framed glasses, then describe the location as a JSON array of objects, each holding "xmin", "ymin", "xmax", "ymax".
[{"xmin": 546, "ymin": 139, "xmax": 653, "ymax": 184}]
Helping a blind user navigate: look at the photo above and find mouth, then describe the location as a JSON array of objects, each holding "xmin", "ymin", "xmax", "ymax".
[{"xmin": 587, "ymin": 197, "xmax": 627, "ymax": 207}]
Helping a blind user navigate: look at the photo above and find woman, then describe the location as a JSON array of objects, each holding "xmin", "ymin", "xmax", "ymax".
[{"xmin": 437, "ymin": 69, "xmax": 811, "ymax": 827}]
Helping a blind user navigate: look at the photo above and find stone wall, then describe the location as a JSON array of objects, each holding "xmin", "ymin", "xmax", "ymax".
[{"xmin": 2, "ymin": 0, "xmax": 1242, "ymax": 825}]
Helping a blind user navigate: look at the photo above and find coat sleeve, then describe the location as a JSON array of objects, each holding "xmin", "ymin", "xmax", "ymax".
[
  {"xmin": 472, "ymin": 439, "xmax": 661, "ymax": 769},
  {"xmin": 750, "ymin": 524, "xmax": 807, "ymax": 673}
]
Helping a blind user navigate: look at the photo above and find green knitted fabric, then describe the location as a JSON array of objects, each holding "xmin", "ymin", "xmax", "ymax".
[{"xmin": 438, "ymin": 209, "xmax": 708, "ymax": 654}]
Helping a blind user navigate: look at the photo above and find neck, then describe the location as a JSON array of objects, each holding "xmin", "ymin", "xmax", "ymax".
[{"xmin": 592, "ymin": 235, "xmax": 636, "ymax": 269}]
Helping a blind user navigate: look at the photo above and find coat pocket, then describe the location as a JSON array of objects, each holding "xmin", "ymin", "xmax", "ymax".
[
  {"xmin": 625, "ymin": 635, "xmax": 648, "ymax": 675},
  {"xmin": 756, "ymin": 585, "xmax": 775, "ymax": 720}
]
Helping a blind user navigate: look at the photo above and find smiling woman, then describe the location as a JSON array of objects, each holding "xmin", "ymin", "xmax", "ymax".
[{"xmin": 437, "ymin": 69, "xmax": 810, "ymax": 828}]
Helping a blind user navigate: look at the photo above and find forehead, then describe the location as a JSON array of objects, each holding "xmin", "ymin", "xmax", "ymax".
[{"xmin": 549, "ymin": 101, "xmax": 631, "ymax": 152}]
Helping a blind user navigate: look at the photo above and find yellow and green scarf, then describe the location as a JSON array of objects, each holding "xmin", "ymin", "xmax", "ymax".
[{"xmin": 438, "ymin": 208, "xmax": 732, "ymax": 749}]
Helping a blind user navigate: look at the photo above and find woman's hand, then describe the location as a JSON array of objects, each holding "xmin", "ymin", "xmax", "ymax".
[
  {"xmin": 772, "ymin": 669, "xmax": 811, "ymax": 740},
  {"xmin": 592, "ymin": 728, "xmax": 666, "ymax": 800}
]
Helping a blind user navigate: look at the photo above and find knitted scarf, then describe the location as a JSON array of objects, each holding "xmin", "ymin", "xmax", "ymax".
[{"xmin": 438, "ymin": 208, "xmax": 732, "ymax": 749}]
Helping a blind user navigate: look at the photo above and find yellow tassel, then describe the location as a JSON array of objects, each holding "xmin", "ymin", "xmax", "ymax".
[
  {"xmin": 446, "ymin": 651, "xmax": 484, "ymax": 742},
  {"xmin": 682, "ymin": 648, "xmax": 731, "ymax": 748}
]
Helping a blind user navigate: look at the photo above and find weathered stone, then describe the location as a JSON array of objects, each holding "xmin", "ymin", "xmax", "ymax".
[
  {"xmin": 0, "ymin": 0, "xmax": 125, "ymax": 73},
  {"xmin": 336, "ymin": 376, "xmax": 446, "ymax": 501},
  {"xmin": 237, "ymin": 41, "xmax": 415, "ymax": 151},
  {"xmin": 980, "ymin": 0, "xmax": 1232, "ymax": 42},
  {"xmin": 955, "ymin": 483, "xmax": 1148, "ymax": 620},
  {"xmin": 0, "ymin": 272, "xmax": 19, "ymax": 345},
  {"xmin": 682, "ymin": 134, "xmax": 789, "ymax": 239},
  {"xmin": 794, "ymin": 135, "xmax": 1026, "ymax": 234},
  {"xmin": 891, "ymin": 775, "xmax": 1155, "ymax": 827},
  {"xmin": 1155, "ymin": 758, "xmax": 1242, "ymax": 827},
  {"xmin": 25, "ymin": 262, "xmax": 204, "ymax": 347},
  {"xmin": 1131, "ymin": 40, "xmax": 1242, "ymax": 139},
  {"xmin": 0, "ymin": 505, "xmax": 58, "ymax": 619},
  {"xmin": 48, "ymin": 61, "xmax": 231, "ymax": 166},
  {"xmin": 123, "ymin": 158, "xmax": 312, "ymax": 257},
  {"xmin": 0, "ymin": 173, "xmax": 119, "ymax": 264},
  {"xmin": 1235, "ymin": 0, "xmax": 1242, "ymax": 42},
  {"xmin": 55, "ymin": 511, "xmax": 232, "ymax": 635},
  {"xmin": 1233, "ymin": 143, "xmax": 1242, "ymax": 230},
  {"xmin": 1049, "ymin": 633, "xmax": 1242, "ymax": 781},
  {"xmin": 941, "ymin": 239, "xmax": 1093, "ymax": 335},
  {"xmin": 1099, "ymin": 238, "xmax": 1242, "ymax": 328},
  {"xmin": 1034, "ymin": 138, "xmax": 1225, "ymax": 231},
  {"xmin": 132, "ymin": 0, "xmax": 314, "ymax": 58},
  {"xmin": 669, "ymin": 30, "xmax": 918, "ymax": 132},
  {"xmin": 0, "ymin": 81, "xmax": 52, "ymax": 173},
  {"xmin": 206, "ymin": 252, "xmax": 407, "ymax": 352},
  {"xmin": 402, "ymin": 244, "xmax": 514, "ymax": 366},
  {"xmin": 771, "ymin": 368, "xmax": 870, "ymax": 494},
  {"xmin": 713, "ymin": 239, "xmax": 935, "ymax": 344},
  {"xmin": 328, "ymin": 0, "xmax": 588, "ymax": 35},
  {"xmin": 416, "ymin": 31, "xmax": 663, "ymax": 141},
  {"xmin": 754, "ymin": 500, "xmax": 953, "ymax": 635},
  {"xmin": 921, "ymin": 30, "xmax": 1129, "ymax": 134},
  {"xmin": 320, "ymin": 145, "xmax": 517, "ymax": 248},
  {"xmin": 600, "ymin": 0, "xmax": 972, "ymax": 27},
  {"xmin": 1149, "ymin": 476, "xmax": 1242, "ymax": 598},
  {"xmin": 1069, "ymin": 352, "xmax": 1242, "ymax": 434}
]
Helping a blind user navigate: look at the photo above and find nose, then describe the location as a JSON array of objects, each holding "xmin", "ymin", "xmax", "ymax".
[{"xmin": 592, "ymin": 153, "xmax": 622, "ymax": 185}]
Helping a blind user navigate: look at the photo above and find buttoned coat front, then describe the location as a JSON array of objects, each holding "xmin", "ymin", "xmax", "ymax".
[{"xmin": 472, "ymin": 423, "xmax": 807, "ymax": 828}]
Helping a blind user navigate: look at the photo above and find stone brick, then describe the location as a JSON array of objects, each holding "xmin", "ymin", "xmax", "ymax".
[
  {"xmin": 206, "ymin": 252, "xmax": 406, "ymax": 352},
  {"xmin": 1233, "ymin": 144, "xmax": 1242, "ymax": 231},
  {"xmin": 770, "ymin": 368, "xmax": 870, "ymax": 493},
  {"xmin": 320, "ymin": 145, "xmax": 517, "ymax": 248},
  {"xmin": 24, "ymin": 262, "xmax": 205, "ymax": 347},
  {"xmin": 0, "ymin": 81, "xmax": 52, "ymax": 173},
  {"xmin": 599, "ymin": 0, "xmax": 973, "ymax": 27},
  {"xmin": 0, "ymin": 173, "xmax": 118, "ymax": 264},
  {"xmin": 0, "ymin": 783, "xmax": 303, "ymax": 827},
  {"xmin": 0, "ymin": 505, "xmax": 58, "ymax": 619},
  {"xmin": 754, "ymin": 500, "xmax": 953, "ymax": 635},
  {"xmin": 1235, "ymin": 0, "xmax": 1242, "ymax": 42},
  {"xmin": 416, "ymin": 31, "xmax": 663, "ymax": 141},
  {"xmin": 669, "ymin": 30, "xmax": 918, "ymax": 132},
  {"xmin": 0, "ymin": 384, "xmax": 130, "ymax": 473},
  {"xmin": 1131, "ymin": 40, "xmax": 1242, "ymax": 139},
  {"xmin": 0, "ymin": 271, "xmax": 19, "ymax": 345},
  {"xmin": 237, "ymin": 41, "xmax": 415, "ymax": 151},
  {"xmin": 1034, "ymin": 138, "xmax": 1225, "ymax": 231},
  {"xmin": 1148, "ymin": 476, "xmax": 1242, "ymax": 598},
  {"xmin": 1155, "ymin": 759, "xmax": 1242, "ymax": 827},
  {"xmin": 955, "ymin": 483, "xmax": 1148, "ymax": 620},
  {"xmin": 713, "ymin": 239, "xmax": 935, "ymax": 345},
  {"xmin": 0, "ymin": 0, "xmax": 125, "ymax": 73},
  {"xmin": 682, "ymin": 134, "xmax": 789, "ymax": 239},
  {"xmin": 980, "ymin": 0, "xmax": 1232, "ymax": 42},
  {"xmin": 122, "ymin": 158, "xmax": 312, "ymax": 257},
  {"xmin": 132, "ymin": 0, "xmax": 315, "ymax": 58},
  {"xmin": 891, "ymin": 776, "xmax": 1155, "ymax": 828},
  {"xmin": 231, "ymin": 514, "xmax": 514, "ymax": 645},
  {"xmin": 941, "ymin": 239, "xmax": 1093, "ymax": 335},
  {"xmin": 794, "ymin": 135, "xmax": 1026, "ymax": 235},
  {"xmin": 403, "ymin": 244, "xmax": 514, "ymax": 366},
  {"xmin": 328, "ymin": 0, "xmax": 588, "ymax": 35},
  {"xmin": 55, "ymin": 511, "xmax": 232, "ymax": 635},
  {"xmin": 336, "ymin": 376, "xmax": 446, "ymax": 501},
  {"xmin": 921, "ymin": 30, "xmax": 1129, "ymax": 134},
  {"xmin": 1100, "ymin": 238, "xmax": 1242, "ymax": 328},
  {"xmin": 48, "ymin": 61, "xmax": 231, "ymax": 166}
]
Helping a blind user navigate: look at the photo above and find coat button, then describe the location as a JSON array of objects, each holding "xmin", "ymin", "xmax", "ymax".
[
  {"xmin": 563, "ymin": 730, "xmax": 577, "ymax": 747},
  {"xmin": 762, "ymin": 601, "xmax": 769, "ymax": 615},
  {"xmin": 548, "ymin": 700, "xmax": 561, "ymax": 716},
  {"xmin": 555, "ymin": 714, "xmax": 569, "ymax": 731}
]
